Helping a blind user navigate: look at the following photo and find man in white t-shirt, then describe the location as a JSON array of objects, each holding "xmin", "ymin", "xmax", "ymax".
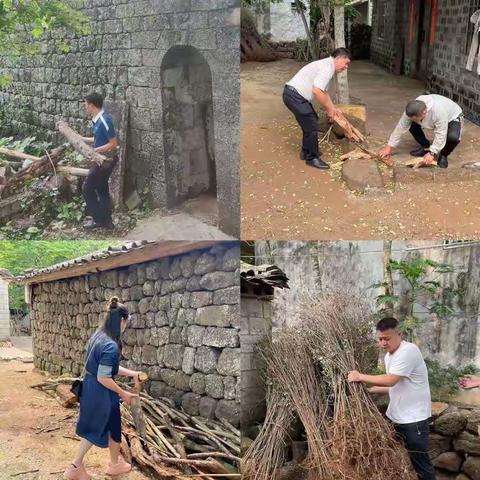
[
  {"xmin": 347, "ymin": 317, "xmax": 435, "ymax": 480},
  {"xmin": 283, "ymin": 48, "xmax": 351, "ymax": 170}
]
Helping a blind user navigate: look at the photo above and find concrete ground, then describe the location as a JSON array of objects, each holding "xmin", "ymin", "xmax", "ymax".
[
  {"xmin": 241, "ymin": 59, "xmax": 480, "ymax": 240},
  {"xmin": 0, "ymin": 360, "xmax": 151, "ymax": 480},
  {"xmin": 126, "ymin": 194, "xmax": 234, "ymax": 241}
]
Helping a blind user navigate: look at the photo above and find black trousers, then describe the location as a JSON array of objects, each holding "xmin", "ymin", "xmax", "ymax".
[
  {"xmin": 409, "ymin": 120, "xmax": 461, "ymax": 158},
  {"xmin": 394, "ymin": 419, "xmax": 436, "ymax": 480},
  {"xmin": 83, "ymin": 156, "xmax": 118, "ymax": 226},
  {"xmin": 283, "ymin": 85, "xmax": 320, "ymax": 161}
]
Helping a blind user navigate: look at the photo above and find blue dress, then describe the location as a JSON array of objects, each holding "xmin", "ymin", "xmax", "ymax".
[{"xmin": 76, "ymin": 331, "xmax": 122, "ymax": 448}]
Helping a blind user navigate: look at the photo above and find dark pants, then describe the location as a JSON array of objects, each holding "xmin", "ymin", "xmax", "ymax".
[
  {"xmin": 394, "ymin": 419, "xmax": 436, "ymax": 480},
  {"xmin": 409, "ymin": 120, "xmax": 461, "ymax": 158},
  {"xmin": 83, "ymin": 156, "xmax": 118, "ymax": 226},
  {"xmin": 283, "ymin": 85, "xmax": 320, "ymax": 161}
]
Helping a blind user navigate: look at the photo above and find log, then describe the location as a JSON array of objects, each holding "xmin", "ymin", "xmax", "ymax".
[
  {"xmin": 56, "ymin": 166, "xmax": 89, "ymax": 177},
  {"xmin": 55, "ymin": 384, "xmax": 77, "ymax": 408},
  {"xmin": 129, "ymin": 372, "xmax": 149, "ymax": 446},
  {"xmin": 2, "ymin": 144, "xmax": 69, "ymax": 198},
  {"xmin": 0, "ymin": 147, "xmax": 41, "ymax": 162},
  {"xmin": 57, "ymin": 121, "xmax": 107, "ymax": 166},
  {"xmin": 333, "ymin": 111, "xmax": 365, "ymax": 143}
]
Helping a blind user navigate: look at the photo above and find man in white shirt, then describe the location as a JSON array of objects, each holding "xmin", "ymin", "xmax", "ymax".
[
  {"xmin": 347, "ymin": 317, "xmax": 435, "ymax": 480},
  {"xmin": 378, "ymin": 94, "xmax": 463, "ymax": 169},
  {"xmin": 283, "ymin": 48, "xmax": 351, "ymax": 170}
]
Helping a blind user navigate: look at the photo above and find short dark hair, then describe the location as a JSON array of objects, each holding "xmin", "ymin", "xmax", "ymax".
[
  {"xmin": 84, "ymin": 92, "xmax": 103, "ymax": 109},
  {"xmin": 376, "ymin": 317, "xmax": 399, "ymax": 332},
  {"xmin": 332, "ymin": 48, "xmax": 352, "ymax": 60},
  {"xmin": 405, "ymin": 100, "xmax": 427, "ymax": 118}
]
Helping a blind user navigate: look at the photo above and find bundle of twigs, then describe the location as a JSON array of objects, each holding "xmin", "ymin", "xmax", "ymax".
[
  {"xmin": 32, "ymin": 379, "xmax": 240, "ymax": 479},
  {"xmin": 243, "ymin": 291, "xmax": 415, "ymax": 480}
]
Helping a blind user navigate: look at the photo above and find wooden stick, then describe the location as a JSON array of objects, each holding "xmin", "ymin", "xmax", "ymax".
[
  {"xmin": 56, "ymin": 166, "xmax": 89, "ymax": 177},
  {"xmin": 57, "ymin": 121, "xmax": 106, "ymax": 166},
  {"xmin": 11, "ymin": 469, "xmax": 40, "ymax": 477},
  {"xmin": 0, "ymin": 147, "xmax": 41, "ymax": 162}
]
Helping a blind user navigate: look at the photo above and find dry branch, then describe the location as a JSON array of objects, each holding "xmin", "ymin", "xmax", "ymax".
[
  {"xmin": 57, "ymin": 121, "xmax": 106, "ymax": 166},
  {"xmin": 0, "ymin": 147, "xmax": 41, "ymax": 162}
]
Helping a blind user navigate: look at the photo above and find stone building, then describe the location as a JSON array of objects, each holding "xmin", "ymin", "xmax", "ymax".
[
  {"xmin": 240, "ymin": 262, "xmax": 289, "ymax": 432},
  {"xmin": 0, "ymin": 0, "xmax": 240, "ymax": 236},
  {"xmin": 17, "ymin": 240, "xmax": 241, "ymax": 425},
  {"xmin": 370, "ymin": 0, "xmax": 480, "ymax": 124},
  {"xmin": 0, "ymin": 269, "xmax": 12, "ymax": 340}
]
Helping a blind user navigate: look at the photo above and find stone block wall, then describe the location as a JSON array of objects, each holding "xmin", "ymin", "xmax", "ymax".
[
  {"xmin": 429, "ymin": 0, "xmax": 480, "ymax": 125},
  {"xmin": 430, "ymin": 404, "xmax": 480, "ymax": 479},
  {"xmin": 0, "ymin": 0, "xmax": 240, "ymax": 236},
  {"xmin": 240, "ymin": 294, "xmax": 272, "ymax": 431},
  {"xmin": 31, "ymin": 242, "xmax": 241, "ymax": 424}
]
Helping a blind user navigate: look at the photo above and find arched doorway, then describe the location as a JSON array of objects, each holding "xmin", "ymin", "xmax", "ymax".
[{"xmin": 161, "ymin": 46, "xmax": 217, "ymax": 212}]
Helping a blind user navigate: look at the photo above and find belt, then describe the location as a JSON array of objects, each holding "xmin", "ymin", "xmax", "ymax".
[{"xmin": 392, "ymin": 417, "xmax": 431, "ymax": 427}]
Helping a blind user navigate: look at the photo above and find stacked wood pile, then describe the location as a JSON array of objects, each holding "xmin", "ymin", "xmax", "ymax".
[{"xmin": 32, "ymin": 378, "xmax": 241, "ymax": 479}]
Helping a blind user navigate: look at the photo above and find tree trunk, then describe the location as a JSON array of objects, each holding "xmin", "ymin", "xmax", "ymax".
[
  {"xmin": 1, "ymin": 144, "xmax": 69, "ymax": 198},
  {"xmin": 57, "ymin": 120, "xmax": 106, "ymax": 165},
  {"xmin": 334, "ymin": 2, "xmax": 350, "ymax": 104},
  {"xmin": 295, "ymin": 0, "xmax": 318, "ymax": 60},
  {"xmin": 383, "ymin": 240, "xmax": 394, "ymax": 317}
]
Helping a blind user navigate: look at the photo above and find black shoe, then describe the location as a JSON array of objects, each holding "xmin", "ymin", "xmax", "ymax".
[
  {"xmin": 306, "ymin": 157, "xmax": 330, "ymax": 170},
  {"xmin": 300, "ymin": 150, "xmax": 306, "ymax": 160},
  {"xmin": 410, "ymin": 146, "xmax": 430, "ymax": 157},
  {"xmin": 437, "ymin": 155, "xmax": 448, "ymax": 169}
]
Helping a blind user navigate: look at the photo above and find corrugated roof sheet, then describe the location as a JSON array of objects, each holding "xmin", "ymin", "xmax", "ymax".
[
  {"xmin": 15, "ymin": 241, "xmax": 154, "ymax": 281},
  {"xmin": 240, "ymin": 261, "xmax": 289, "ymax": 292}
]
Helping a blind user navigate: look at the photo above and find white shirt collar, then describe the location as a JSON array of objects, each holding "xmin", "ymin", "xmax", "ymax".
[{"xmin": 92, "ymin": 110, "xmax": 105, "ymax": 123}]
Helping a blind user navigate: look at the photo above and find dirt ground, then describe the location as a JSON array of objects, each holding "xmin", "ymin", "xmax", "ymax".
[
  {"xmin": 0, "ymin": 360, "xmax": 152, "ymax": 480},
  {"xmin": 241, "ymin": 59, "xmax": 480, "ymax": 240}
]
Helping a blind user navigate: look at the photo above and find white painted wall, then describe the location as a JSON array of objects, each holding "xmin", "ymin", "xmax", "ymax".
[
  {"xmin": 0, "ymin": 279, "xmax": 10, "ymax": 340},
  {"xmin": 270, "ymin": 0, "xmax": 308, "ymax": 42}
]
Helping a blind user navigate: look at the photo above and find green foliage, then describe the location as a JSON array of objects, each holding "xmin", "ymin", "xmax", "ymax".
[
  {"xmin": 0, "ymin": 135, "xmax": 52, "ymax": 157},
  {"xmin": 56, "ymin": 197, "xmax": 84, "ymax": 225},
  {"xmin": 372, "ymin": 257, "xmax": 458, "ymax": 340},
  {"xmin": 0, "ymin": 0, "xmax": 91, "ymax": 84},
  {"xmin": 0, "ymin": 240, "xmax": 117, "ymax": 310},
  {"xmin": 425, "ymin": 358, "xmax": 477, "ymax": 401}
]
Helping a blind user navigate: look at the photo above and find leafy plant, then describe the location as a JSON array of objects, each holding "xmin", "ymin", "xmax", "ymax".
[
  {"xmin": 56, "ymin": 197, "xmax": 85, "ymax": 225},
  {"xmin": 0, "ymin": 0, "xmax": 91, "ymax": 84},
  {"xmin": 425, "ymin": 358, "xmax": 477, "ymax": 401},
  {"xmin": 372, "ymin": 258, "xmax": 458, "ymax": 340},
  {"xmin": 0, "ymin": 135, "xmax": 52, "ymax": 157}
]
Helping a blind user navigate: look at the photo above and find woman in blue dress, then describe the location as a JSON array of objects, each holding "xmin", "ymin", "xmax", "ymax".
[{"xmin": 64, "ymin": 297, "xmax": 144, "ymax": 480}]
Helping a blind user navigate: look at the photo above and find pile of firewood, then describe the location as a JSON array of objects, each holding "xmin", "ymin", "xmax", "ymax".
[
  {"xmin": 31, "ymin": 378, "xmax": 240, "ymax": 479},
  {"xmin": 0, "ymin": 121, "xmax": 107, "ymax": 199},
  {"xmin": 333, "ymin": 111, "xmax": 394, "ymax": 168}
]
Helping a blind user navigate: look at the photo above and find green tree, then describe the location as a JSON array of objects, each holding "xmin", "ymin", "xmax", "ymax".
[
  {"xmin": 0, "ymin": 240, "xmax": 118, "ymax": 311},
  {"xmin": 372, "ymin": 258, "xmax": 458, "ymax": 341},
  {"xmin": 0, "ymin": 0, "xmax": 90, "ymax": 85}
]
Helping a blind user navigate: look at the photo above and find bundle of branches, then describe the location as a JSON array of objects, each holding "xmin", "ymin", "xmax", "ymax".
[
  {"xmin": 243, "ymin": 291, "xmax": 415, "ymax": 480},
  {"xmin": 241, "ymin": 349, "xmax": 296, "ymax": 480},
  {"xmin": 31, "ymin": 378, "xmax": 240, "ymax": 479}
]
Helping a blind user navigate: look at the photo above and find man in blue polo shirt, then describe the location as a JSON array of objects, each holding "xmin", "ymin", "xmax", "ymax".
[{"xmin": 81, "ymin": 92, "xmax": 119, "ymax": 230}]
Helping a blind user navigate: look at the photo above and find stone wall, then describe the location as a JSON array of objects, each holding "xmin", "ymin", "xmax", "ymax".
[
  {"xmin": 370, "ymin": 0, "xmax": 480, "ymax": 124},
  {"xmin": 31, "ymin": 242, "xmax": 241, "ymax": 425},
  {"xmin": 429, "ymin": 403, "xmax": 480, "ymax": 479},
  {"xmin": 429, "ymin": 0, "xmax": 480, "ymax": 125},
  {"xmin": 0, "ymin": 0, "xmax": 240, "ymax": 236},
  {"xmin": 0, "ymin": 279, "xmax": 10, "ymax": 340},
  {"xmin": 240, "ymin": 293, "xmax": 272, "ymax": 430}
]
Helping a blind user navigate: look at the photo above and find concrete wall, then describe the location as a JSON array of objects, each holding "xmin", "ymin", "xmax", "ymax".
[
  {"xmin": 240, "ymin": 294, "xmax": 272, "ymax": 430},
  {"xmin": 0, "ymin": 0, "xmax": 240, "ymax": 236},
  {"xmin": 31, "ymin": 242, "xmax": 241, "ymax": 425},
  {"xmin": 0, "ymin": 279, "xmax": 10, "ymax": 340},
  {"xmin": 255, "ymin": 241, "xmax": 480, "ymax": 369}
]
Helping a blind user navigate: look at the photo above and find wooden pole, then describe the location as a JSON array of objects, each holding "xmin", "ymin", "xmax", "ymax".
[
  {"xmin": 56, "ymin": 166, "xmax": 90, "ymax": 177},
  {"xmin": 57, "ymin": 121, "xmax": 106, "ymax": 166}
]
